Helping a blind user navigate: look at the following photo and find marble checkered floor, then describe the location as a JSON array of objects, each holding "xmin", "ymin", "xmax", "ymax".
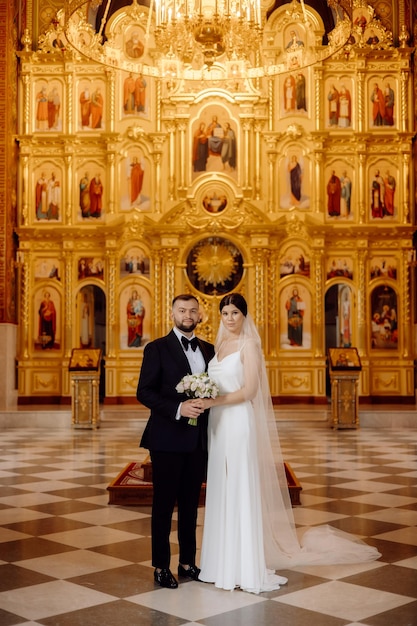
[{"xmin": 0, "ymin": 420, "xmax": 416, "ymax": 626}]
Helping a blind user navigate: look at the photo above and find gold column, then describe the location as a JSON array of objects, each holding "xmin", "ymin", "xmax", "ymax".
[
  {"xmin": 357, "ymin": 71, "xmax": 365, "ymax": 133},
  {"xmin": 402, "ymin": 151, "xmax": 410, "ymax": 224},
  {"xmin": 254, "ymin": 121, "xmax": 263, "ymax": 201},
  {"xmin": 268, "ymin": 78, "xmax": 273, "ymax": 131},
  {"xmin": 163, "ymin": 248, "xmax": 178, "ymax": 335},
  {"xmin": 150, "ymin": 133, "xmax": 166, "ymax": 214},
  {"xmin": 19, "ymin": 249, "xmax": 30, "ymax": 359},
  {"xmin": 22, "ymin": 73, "xmax": 30, "ymax": 136},
  {"xmin": 63, "ymin": 244, "xmax": 74, "ymax": 358},
  {"xmin": 107, "ymin": 69, "xmax": 116, "ymax": 133},
  {"xmin": 264, "ymin": 134, "xmax": 277, "ymax": 213},
  {"xmin": 400, "ymin": 70, "xmax": 408, "ymax": 133},
  {"xmin": 166, "ymin": 121, "xmax": 176, "ymax": 201},
  {"xmin": 242, "ymin": 120, "xmax": 251, "ymax": 191},
  {"xmin": 356, "ymin": 246, "xmax": 367, "ymax": 354},
  {"xmin": 401, "ymin": 248, "xmax": 411, "ymax": 358},
  {"xmin": 156, "ymin": 79, "xmax": 161, "ymax": 132},
  {"xmin": 251, "ymin": 246, "xmax": 268, "ymax": 340},
  {"xmin": 178, "ymin": 121, "xmax": 186, "ymax": 191},
  {"xmin": 267, "ymin": 249, "xmax": 279, "ymax": 357},
  {"xmin": 153, "ymin": 251, "xmax": 162, "ymax": 340},
  {"xmin": 20, "ymin": 152, "xmax": 29, "ymax": 226},
  {"xmin": 106, "ymin": 247, "xmax": 117, "ymax": 358},
  {"xmin": 314, "ymin": 68, "xmax": 323, "ymax": 131},
  {"xmin": 107, "ymin": 150, "xmax": 115, "ymax": 215},
  {"xmin": 65, "ymin": 73, "xmax": 73, "ymax": 136},
  {"xmin": 312, "ymin": 245, "xmax": 324, "ymax": 357},
  {"xmin": 65, "ymin": 153, "xmax": 73, "ymax": 225},
  {"xmin": 358, "ymin": 151, "xmax": 366, "ymax": 224}
]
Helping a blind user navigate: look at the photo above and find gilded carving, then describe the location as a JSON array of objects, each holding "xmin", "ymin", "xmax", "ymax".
[{"xmin": 12, "ymin": 0, "xmax": 416, "ymax": 403}]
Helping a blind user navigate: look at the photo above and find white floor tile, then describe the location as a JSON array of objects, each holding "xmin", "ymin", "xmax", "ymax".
[
  {"xmin": 0, "ymin": 580, "xmax": 117, "ymax": 620},
  {"xmin": 127, "ymin": 581, "xmax": 266, "ymax": 621},
  {"xmin": 273, "ymin": 580, "xmax": 414, "ymax": 622}
]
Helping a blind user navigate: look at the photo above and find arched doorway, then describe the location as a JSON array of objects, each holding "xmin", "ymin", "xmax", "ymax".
[
  {"xmin": 325, "ymin": 283, "xmax": 353, "ymax": 395},
  {"xmin": 78, "ymin": 286, "xmax": 106, "ymax": 401}
]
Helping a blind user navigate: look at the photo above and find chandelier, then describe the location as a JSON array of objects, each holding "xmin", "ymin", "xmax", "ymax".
[
  {"xmin": 154, "ymin": 0, "xmax": 262, "ymax": 69},
  {"xmin": 62, "ymin": 0, "xmax": 353, "ymax": 80}
]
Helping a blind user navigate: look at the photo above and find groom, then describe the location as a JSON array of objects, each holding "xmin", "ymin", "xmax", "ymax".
[{"xmin": 137, "ymin": 294, "xmax": 214, "ymax": 588}]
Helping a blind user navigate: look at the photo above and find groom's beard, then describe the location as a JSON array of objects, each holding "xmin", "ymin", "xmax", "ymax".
[{"xmin": 176, "ymin": 321, "xmax": 198, "ymax": 333}]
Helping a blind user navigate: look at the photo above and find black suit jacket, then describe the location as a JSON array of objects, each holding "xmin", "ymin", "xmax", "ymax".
[{"xmin": 137, "ymin": 329, "xmax": 215, "ymax": 452}]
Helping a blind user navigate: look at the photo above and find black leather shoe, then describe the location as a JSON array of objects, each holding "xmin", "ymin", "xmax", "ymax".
[
  {"xmin": 178, "ymin": 564, "xmax": 201, "ymax": 581},
  {"xmin": 154, "ymin": 568, "xmax": 178, "ymax": 588}
]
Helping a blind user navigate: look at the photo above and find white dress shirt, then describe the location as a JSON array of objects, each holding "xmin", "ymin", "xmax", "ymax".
[{"xmin": 173, "ymin": 327, "xmax": 206, "ymax": 419}]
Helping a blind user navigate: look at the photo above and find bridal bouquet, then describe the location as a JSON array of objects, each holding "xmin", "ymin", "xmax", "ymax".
[{"xmin": 176, "ymin": 372, "xmax": 219, "ymax": 425}]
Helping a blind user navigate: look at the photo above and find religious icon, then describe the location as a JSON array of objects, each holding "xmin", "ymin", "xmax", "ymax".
[
  {"xmin": 120, "ymin": 153, "xmax": 150, "ymax": 210},
  {"xmin": 35, "ymin": 85, "xmax": 49, "ymax": 131},
  {"xmin": 79, "ymin": 289, "xmax": 93, "ymax": 348},
  {"xmin": 202, "ymin": 191, "xmax": 228, "ymax": 213},
  {"xmin": 280, "ymin": 285, "xmax": 311, "ymax": 349},
  {"xmin": 78, "ymin": 257, "xmax": 104, "ymax": 280},
  {"xmin": 370, "ymin": 168, "xmax": 396, "ymax": 219},
  {"xmin": 127, "ymin": 289, "xmax": 145, "ymax": 347},
  {"xmin": 370, "ymin": 81, "xmax": 394, "ymax": 127},
  {"xmin": 285, "ymin": 287, "xmax": 305, "ymax": 347},
  {"xmin": 125, "ymin": 30, "xmax": 144, "ymax": 59},
  {"xmin": 69, "ymin": 348, "xmax": 101, "ymax": 370},
  {"xmin": 38, "ymin": 290, "xmax": 56, "ymax": 349},
  {"xmin": 370, "ymin": 257, "xmax": 397, "ymax": 280},
  {"xmin": 121, "ymin": 247, "xmax": 150, "ymax": 277},
  {"xmin": 34, "ymin": 258, "xmax": 61, "ymax": 280},
  {"xmin": 339, "ymin": 287, "xmax": 352, "ymax": 348},
  {"xmin": 328, "ymin": 347, "xmax": 361, "ymax": 370},
  {"xmin": 279, "ymin": 248, "xmax": 310, "ymax": 278},
  {"xmin": 282, "ymin": 72, "xmax": 307, "ymax": 114},
  {"xmin": 123, "ymin": 72, "xmax": 147, "ymax": 115},
  {"xmin": 280, "ymin": 153, "xmax": 310, "ymax": 209},
  {"xmin": 46, "ymin": 86, "xmax": 61, "ymax": 130},
  {"xmin": 326, "ymin": 80, "xmax": 352, "ymax": 128},
  {"xmin": 79, "ymin": 82, "xmax": 105, "ymax": 130},
  {"xmin": 120, "ymin": 286, "xmax": 151, "ymax": 349},
  {"xmin": 35, "ymin": 170, "xmax": 61, "ymax": 221},
  {"xmin": 371, "ymin": 286, "xmax": 398, "ymax": 349},
  {"xmin": 88, "ymin": 173, "xmax": 104, "ymax": 218},
  {"xmin": 192, "ymin": 109, "xmax": 237, "ymax": 179},
  {"xmin": 284, "ymin": 27, "xmax": 306, "ymax": 69}
]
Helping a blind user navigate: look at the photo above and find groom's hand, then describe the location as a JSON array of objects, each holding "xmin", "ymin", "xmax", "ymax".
[{"xmin": 180, "ymin": 399, "xmax": 203, "ymax": 419}]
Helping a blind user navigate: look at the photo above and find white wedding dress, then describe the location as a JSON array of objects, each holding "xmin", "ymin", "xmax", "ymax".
[
  {"xmin": 199, "ymin": 351, "xmax": 286, "ymax": 593},
  {"xmin": 199, "ymin": 344, "xmax": 381, "ymax": 594}
]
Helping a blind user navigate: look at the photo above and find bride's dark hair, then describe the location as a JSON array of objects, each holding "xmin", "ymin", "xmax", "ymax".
[{"xmin": 219, "ymin": 293, "xmax": 247, "ymax": 316}]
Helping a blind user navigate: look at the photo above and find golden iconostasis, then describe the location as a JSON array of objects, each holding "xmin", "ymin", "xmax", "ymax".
[{"xmin": 15, "ymin": 0, "xmax": 415, "ymax": 403}]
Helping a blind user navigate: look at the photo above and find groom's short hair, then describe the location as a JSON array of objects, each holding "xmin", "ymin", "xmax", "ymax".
[{"xmin": 172, "ymin": 293, "xmax": 199, "ymax": 307}]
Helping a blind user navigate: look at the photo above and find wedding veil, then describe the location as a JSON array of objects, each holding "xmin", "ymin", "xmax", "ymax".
[{"xmin": 215, "ymin": 311, "xmax": 381, "ymax": 568}]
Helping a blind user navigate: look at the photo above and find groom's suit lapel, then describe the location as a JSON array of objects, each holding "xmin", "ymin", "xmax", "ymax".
[{"xmin": 166, "ymin": 330, "xmax": 192, "ymax": 373}]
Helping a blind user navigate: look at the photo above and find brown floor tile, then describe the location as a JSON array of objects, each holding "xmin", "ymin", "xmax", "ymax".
[
  {"xmin": 0, "ymin": 564, "xmax": 55, "ymax": 591},
  {"xmin": 2, "ymin": 537, "xmax": 77, "ymax": 562}
]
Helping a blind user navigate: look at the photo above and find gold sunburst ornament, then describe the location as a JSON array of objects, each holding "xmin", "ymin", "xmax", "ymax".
[{"xmin": 193, "ymin": 242, "xmax": 237, "ymax": 286}]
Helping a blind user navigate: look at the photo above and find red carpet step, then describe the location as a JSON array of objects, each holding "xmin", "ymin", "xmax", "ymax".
[{"xmin": 107, "ymin": 458, "xmax": 302, "ymax": 507}]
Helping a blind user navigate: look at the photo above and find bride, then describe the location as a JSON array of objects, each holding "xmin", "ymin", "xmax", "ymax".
[{"xmin": 197, "ymin": 293, "xmax": 380, "ymax": 594}]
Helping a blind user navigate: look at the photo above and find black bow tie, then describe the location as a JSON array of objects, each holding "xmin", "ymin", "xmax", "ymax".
[{"xmin": 181, "ymin": 336, "xmax": 199, "ymax": 351}]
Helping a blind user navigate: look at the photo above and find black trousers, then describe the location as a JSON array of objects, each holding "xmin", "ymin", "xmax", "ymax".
[{"xmin": 150, "ymin": 448, "xmax": 207, "ymax": 569}]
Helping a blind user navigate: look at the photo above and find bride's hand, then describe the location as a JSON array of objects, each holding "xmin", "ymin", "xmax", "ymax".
[{"xmin": 200, "ymin": 398, "xmax": 216, "ymax": 410}]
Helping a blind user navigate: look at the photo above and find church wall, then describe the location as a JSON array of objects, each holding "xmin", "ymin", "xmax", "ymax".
[
  {"xmin": 13, "ymin": 0, "xmax": 416, "ymax": 404},
  {"xmin": 0, "ymin": 0, "xmax": 19, "ymax": 410}
]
